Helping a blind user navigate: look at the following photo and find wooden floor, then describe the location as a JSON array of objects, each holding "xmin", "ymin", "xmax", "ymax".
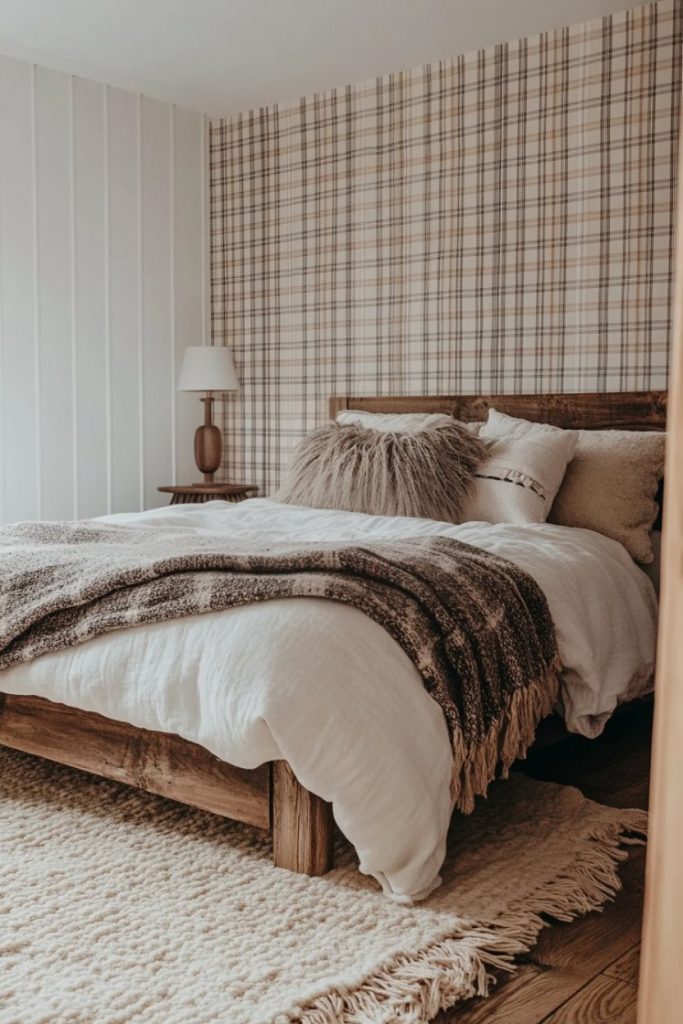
[{"xmin": 439, "ymin": 702, "xmax": 652, "ymax": 1024}]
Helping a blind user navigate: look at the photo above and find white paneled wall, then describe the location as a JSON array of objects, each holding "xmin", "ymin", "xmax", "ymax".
[{"xmin": 0, "ymin": 55, "xmax": 207, "ymax": 522}]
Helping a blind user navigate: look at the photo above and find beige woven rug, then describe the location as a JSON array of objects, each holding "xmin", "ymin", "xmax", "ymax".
[{"xmin": 0, "ymin": 746, "xmax": 645, "ymax": 1024}]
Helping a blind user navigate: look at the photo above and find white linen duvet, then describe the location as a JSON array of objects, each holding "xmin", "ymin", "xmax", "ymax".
[{"xmin": 0, "ymin": 499, "xmax": 657, "ymax": 900}]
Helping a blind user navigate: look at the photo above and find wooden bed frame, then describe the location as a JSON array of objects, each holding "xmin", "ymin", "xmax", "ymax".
[{"xmin": 0, "ymin": 391, "xmax": 667, "ymax": 876}]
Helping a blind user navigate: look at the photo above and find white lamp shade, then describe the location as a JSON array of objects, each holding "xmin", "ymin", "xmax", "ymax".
[{"xmin": 177, "ymin": 346, "xmax": 239, "ymax": 392}]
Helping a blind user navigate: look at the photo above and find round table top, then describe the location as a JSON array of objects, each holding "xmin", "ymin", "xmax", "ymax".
[{"xmin": 157, "ymin": 482, "xmax": 258, "ymax": 495}]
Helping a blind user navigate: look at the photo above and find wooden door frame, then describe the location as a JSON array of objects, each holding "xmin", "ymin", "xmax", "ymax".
[{"xmin": 638, "ymin": 102, "xmax": 683, "ymax": 1023}]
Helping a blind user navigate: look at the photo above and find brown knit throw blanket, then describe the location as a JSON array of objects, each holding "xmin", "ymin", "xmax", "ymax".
[{"xmin": 0, "ymin": 521, "xmax": 560, "ymax": 811}]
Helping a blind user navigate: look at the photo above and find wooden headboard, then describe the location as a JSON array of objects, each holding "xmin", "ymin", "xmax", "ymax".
[{"xmin": 329, "ymin": 391, "xmax": 668, "ymax": 431}]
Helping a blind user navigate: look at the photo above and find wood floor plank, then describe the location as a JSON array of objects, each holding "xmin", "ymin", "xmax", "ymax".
[
  {"xmin": 529, "ymin": 847, "xmax": 644, "ymax": 972},
  {"xmin": 540, "ymin": 974, "xmax": 638, "ymax": 1024},
  {"xmin": 440, "ymin": 854, "xmax": 644, "ymax": 1024},
  {"xmin": 438, "ymin": 964, "xmax": 588, "ymax": 1024},
  {"xmin": 603, "ymin": 944, "xmax": 641, "ymax": 986},
  {"xmin": 438, "ymin": 707, "xmax": 651, "ymax": 1024}
]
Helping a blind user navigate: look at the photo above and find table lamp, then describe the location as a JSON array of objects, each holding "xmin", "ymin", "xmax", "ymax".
[{"xmin": 177, "ymin": 346, "xmax": 239, "ymax": 482}]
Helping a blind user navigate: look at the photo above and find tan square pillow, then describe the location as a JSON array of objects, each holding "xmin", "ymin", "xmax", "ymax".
[{"xmin": 549, "ymin": 430, "xmax": 666, "ymax": 563}]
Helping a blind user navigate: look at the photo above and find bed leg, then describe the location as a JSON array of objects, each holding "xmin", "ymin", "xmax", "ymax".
[{"xmin": 271, "ymin": 761, "xmax": 334, "ymax": 876}]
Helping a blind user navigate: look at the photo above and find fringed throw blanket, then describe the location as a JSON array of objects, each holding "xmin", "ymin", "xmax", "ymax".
[{"xmin": 0, "ymin": 521, "xmax": 559, "ymax": 811}]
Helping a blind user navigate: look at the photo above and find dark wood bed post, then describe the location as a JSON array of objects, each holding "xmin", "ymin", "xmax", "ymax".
[{"xmin": 271, "ymin": 760, "xmax": 334, "ymax": 875}]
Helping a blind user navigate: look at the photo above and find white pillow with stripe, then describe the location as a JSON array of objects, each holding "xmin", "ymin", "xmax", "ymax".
[{"xmin": 462, "ymin": 410, "xmax": 578, "ymax": 525}]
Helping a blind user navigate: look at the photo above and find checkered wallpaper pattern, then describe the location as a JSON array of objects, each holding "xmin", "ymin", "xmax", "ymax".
[{"xmin": 211, "ymin": 1, "xmax": 681, "ymax": 494}]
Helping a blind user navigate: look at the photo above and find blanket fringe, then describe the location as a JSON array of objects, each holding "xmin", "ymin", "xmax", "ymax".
[
  {"xmin": 278, "ymin": 807, "xmax": 647, "ymax": 1024},
  {"xmin": 450, "ymin": 664, "xmax": 561, "ymax": 813}
]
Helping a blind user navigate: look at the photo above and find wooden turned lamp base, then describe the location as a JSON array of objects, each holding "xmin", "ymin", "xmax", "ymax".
[
  {"xmin": 161, "ymin": 386, "xmax": 257, "ymax": 504},
  {"xmin": 195, "ymin": 394, "xmax": 222, "ymax": 483}
]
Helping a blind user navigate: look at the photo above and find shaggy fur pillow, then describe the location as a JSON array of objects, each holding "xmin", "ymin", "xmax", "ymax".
[{"xmin": 276, "ymin": 420, "xmax": 488, "ymax": 522}]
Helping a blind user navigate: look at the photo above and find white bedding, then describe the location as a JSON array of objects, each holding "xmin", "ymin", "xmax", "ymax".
[{"xmin": 0, "ymin": 499, "xmax": 657, "ymax": 901}]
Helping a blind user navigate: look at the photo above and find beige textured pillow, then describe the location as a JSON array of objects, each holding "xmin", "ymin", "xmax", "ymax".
[
  {"xmin": 462, "ymin": 409, "xmax": 578, "ymax": 525},
  {"xmin": 276, "ymin": 421, "xmax": 488, "ymax": 523},
  {"xmin": 549, "ymin": 430, "xmax": 666, "ymax": 563}
]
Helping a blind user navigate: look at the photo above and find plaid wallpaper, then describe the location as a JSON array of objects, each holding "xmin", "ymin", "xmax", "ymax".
[{"xmin": 211, "ymin": 0, "xmax": 682, "ymax": 494}]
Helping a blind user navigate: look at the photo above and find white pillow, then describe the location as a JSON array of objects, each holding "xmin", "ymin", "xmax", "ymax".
[
  {"xmin": 462, "ymin": 409, "xmax": 578, "ymax": 525},
  {"xmin": 336, "ymin": 410, "xmax": 452, "ymax": 433}
]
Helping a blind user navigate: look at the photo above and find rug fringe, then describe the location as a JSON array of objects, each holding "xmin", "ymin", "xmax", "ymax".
[{"xmin": 279, "ymin": 807, "xmax": 647, "ymax": 1024}]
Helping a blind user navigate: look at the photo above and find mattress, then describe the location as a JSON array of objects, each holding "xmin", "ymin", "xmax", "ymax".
[{"xmin": 0, "ymin": 498, "xmax": 657, "ymax": 900}]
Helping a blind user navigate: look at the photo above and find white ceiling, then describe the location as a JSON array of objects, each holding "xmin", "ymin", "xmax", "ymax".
[{"xmin": 0, "ymin": 0, "xmax": 642, "ymax": 117}]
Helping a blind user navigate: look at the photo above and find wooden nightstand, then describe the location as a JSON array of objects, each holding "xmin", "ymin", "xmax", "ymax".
[{"xmin": 158, "ymin": 483, "xmax": 258, "ymax": 505}]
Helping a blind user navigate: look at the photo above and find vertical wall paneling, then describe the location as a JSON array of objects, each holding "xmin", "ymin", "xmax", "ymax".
[
  {"xmin": 141, "ymin": 96, "xmax": 173, "ymax": 509},
  {"xmin": 102, "ymin": 86, "xmax": 113, "ymax": 513},
  {"xmin": 0, "ymin": 56, "xmax": 207, "ymax": 522},
  {"xmin": 34, "ymin": 66, "xmax": 74, "ymax": 520},
  {"xmin": 73, "ymin": 75, "xmax": 108, "ymax": 519},
  {"xmin": 173, "ymin": 107, "xmax": 206, "ymax": 484},
  {"xmin": 137, "ymin": 92, "xmax": 145, "ymax": 509},
  {"xmin": 0, "ymin": 59, "xmax": 39, "ymax": 522},
  {"xmin": 169, "ymin": 105, "xmax": 177, "ymax": 483},
  {"xmin": 30, "ymin": 65, "xmax": 42, "ymax": 518},
  {"xmin": 68, "ymin": 76, "xmax": 78, "ymax": 517},
  {"xmin": 108, "ymin": 86, "xmax": 142, "ymax": 514},
  {"xmin": 0, "ymin": 85, "xmax": 4, "ymax": 526}
]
